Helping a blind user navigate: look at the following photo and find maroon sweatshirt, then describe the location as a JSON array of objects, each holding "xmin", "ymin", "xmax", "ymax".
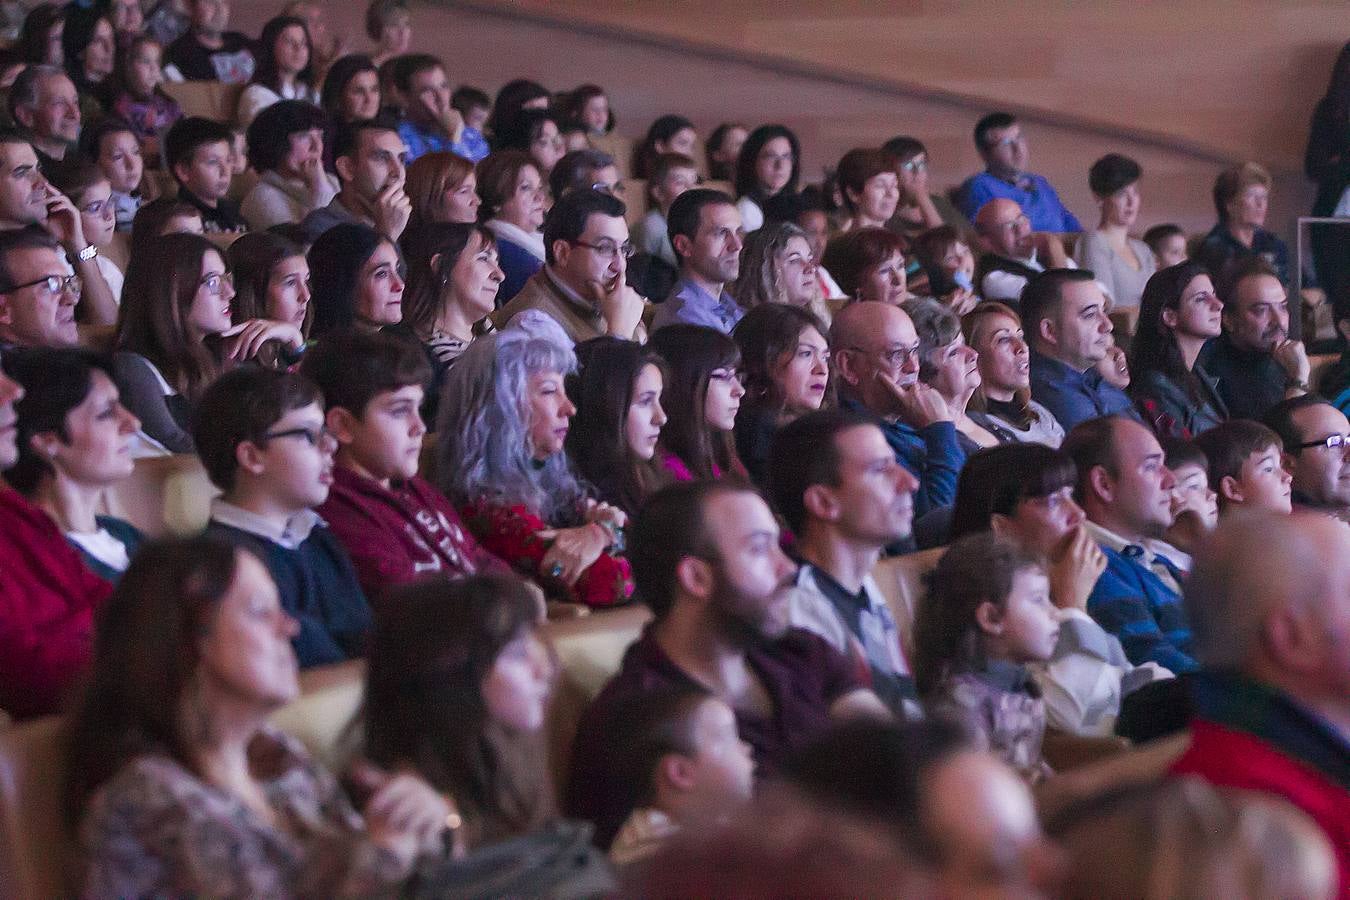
[
  {"xmin": 0, "ymin": 487, "xmax": 112, "ymax": 720},
  {"xmin": 317, "ymin": 467, "xmax": 508, "ymax": 601}
]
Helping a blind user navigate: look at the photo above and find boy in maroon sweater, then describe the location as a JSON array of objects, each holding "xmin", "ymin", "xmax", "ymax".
[{"xmin": 303, "ymin": 330, "xmax": 506, "ymax": 601}]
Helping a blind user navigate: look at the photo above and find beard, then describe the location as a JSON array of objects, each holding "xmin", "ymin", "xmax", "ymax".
[{"xmin": 708, "ymin": 565, "xmax": 794, "ymax": 649}]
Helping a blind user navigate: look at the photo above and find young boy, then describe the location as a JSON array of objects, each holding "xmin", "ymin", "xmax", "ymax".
[
  {"xmin": 604, "ymin": 685, "xmax": 756, "ymax": 866},
  {"xmin": 301, "ymin": 329, "xmax": 506, "ymax": 599},
  {"xmin": 194, "ymin": 367, "xmax": 372, "ymax": 667},
  {"xmin": 1143, "ymin": 223, "xmax": 1187, "ymax": 269},
  {"xmin": 451, "ymin": 84, "xmax": 491, "ymax": 162},
  {"xmin": 633, "ymin": 152, "xmax": 698, "ymax": 269},
  {"xmin": 164, "ymin": 116, "xmax": 249, "ymax": 231},
  {"xmin": 80, "ymin": 118, "xmax": 144, "ymax": 232},
  {"xmin": 1159, "ymin": 437, "xmax": 1218, "ymax": 565},
  {"xmin": 1193, "ymin": 419, "xmax": 1292, "ymax": 516}
]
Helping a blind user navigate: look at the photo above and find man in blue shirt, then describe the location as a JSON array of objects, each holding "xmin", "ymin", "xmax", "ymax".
[
  {"xmin": 958, "ymin": 113, "xmax": 1082, "ymax": 234},
  {"xmin": 1024, "ymin": 269, "xmax": 1140, "ymax": 431},
  {"xmin": 830, "ymin": 301, "xmax": 965, "ymax": 519},
  {"xmin": 651, "ymin": 188, "xmax": 746, "ymax": 333},
  {"xmin": 1063, "ymin": 416, "xmax": 1197, "ymax": 674},
  {"xmin": 391, "ymin": 54, "xmax": 470, "ymax": 162}
]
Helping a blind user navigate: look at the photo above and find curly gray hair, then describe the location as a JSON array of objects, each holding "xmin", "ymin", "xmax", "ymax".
[{"xmin": 434, "ymin": 313, "xmax": 589, "ymax": 523}]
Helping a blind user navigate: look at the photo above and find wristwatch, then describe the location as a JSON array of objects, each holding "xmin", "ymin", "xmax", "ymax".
[{"xmin": 76, "ymin": 244, "xmax": 98, "ymax": 262}]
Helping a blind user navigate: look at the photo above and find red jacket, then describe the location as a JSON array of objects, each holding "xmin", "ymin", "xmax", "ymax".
[
  {"xmin": 317, "ymin": 468, "xmax": 508, "ymax": 602},
  {"xmin": 0, "ymin": 487, "xmax": 112, "ymax": 720},
  {"xmin": 459, "ymin": 496, "xmax": 633, "ymax": 608}
]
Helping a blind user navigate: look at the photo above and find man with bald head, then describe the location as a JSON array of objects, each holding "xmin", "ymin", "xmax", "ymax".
[
  {"xmin": 973, "ymin": 197, "xmax": 1072, "ymax": 303},
  {"xmin": 830, "ymin": 300, "xmax": 964, "ymax": 519},
  {"xmin": 1172, "ymin": 512, "xmax": 1350, "ymax": 891}
]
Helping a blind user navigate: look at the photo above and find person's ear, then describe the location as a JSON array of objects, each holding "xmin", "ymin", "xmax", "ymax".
[
  {"xmin": 674, "ymin": 555, "xmax": 715, "ymax": 602},
  {"xmin": 429, "ymin": 252, "xmax": 446, "ymax": 281},
  {"xmin": 0, "ymin": 293, "xmax": 12, "ymax": 327},
  {"xmin": 27, "ymin": 430, "xmax": 61, "ymax": 462},
  {"xmin": 802, "ymin": 483, "xmax": 840, "ymax": 524},
  {"xmin": 172, "ymin": 160, "xmax": 192, "ymax": 187},
  {"xmin": 832, "ymin": 348, "xmax": 862, "ymax": 388},
  {"xmin": 671, "ymin": 232, "xmax": 693, "ymax": 261},
  {"xmin": 234, "ymin": 439, "xmax": 268, "ymax": 477},
  {"xmin": 974, "ymin": 600, "xmax": 1005, "ymax": 636},
  {"xmin": 1037, "ymin": 316, "xmax": 1057, "ymax": 349},
  {"xmin": 989, "ymin": 512, "xmax": 1014, "ymax": 540},
  {"xmin": 551, "ymin": 238, "xmax": 572, "ymax": 268},
  {"xmin": 11, "ymin": 104, "xmax": 33, "ymax": 130},
  {"xmin": 1160, "ymin": 307, "xmax": 1179, "ymax": 331},
  {"xmin": 1218, "ymin": 473, "xmax": 1243, "ymax": 505},
  {"xmin": 334, "ymin": 154, "xmax": 356, "ymax": 184},
  {"xmin": 657, "ymin": 753, "xmax": 698, "ymax": 794},
  {"xmin": 1088, "ymin": 464, "xmax": 1114, "ymax": 505},
  {"xmin": 325, "ymin": 406, "xmax": 360, "ymax": 447},
  {"xmin": 843, "ymin": 186, "xmax": 861, "ymax": 210},
  {"xmin": 1261, "ymin": 605, "xmax": 1321, "ymax": 676},
  {"xmin": 1336, "ymin": 317, "xmax": 1350, "ymax": 343}
]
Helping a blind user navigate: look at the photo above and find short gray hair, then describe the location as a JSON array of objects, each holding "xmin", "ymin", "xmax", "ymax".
[
  {"xmin": 8, "ymin": 64, "xmax": 65, "ymax": 122},
  {"xmin": 902, "ymin": 297, "xmax": 961, "ymax": 382}
]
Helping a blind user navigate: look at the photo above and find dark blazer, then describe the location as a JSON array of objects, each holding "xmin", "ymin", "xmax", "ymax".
[{"xmin": 1130, "ymin": 365, "xmax": 1228, "ymax": 440}]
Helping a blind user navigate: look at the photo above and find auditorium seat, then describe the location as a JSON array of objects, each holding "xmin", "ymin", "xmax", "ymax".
[
  {"xmin": 102, "ymin": 231, "xmax": 131, "ymax": 272},
  {"xmin": 872, "ymin": 546, "xmax": 942, "ymax": 660},
  {"xmin": 621, "ymin": 178, "xmax": 647, "ymax": 226},
  {"xmin": 99, "ymin": 454, "xmax": 218, "ymax": 538},
  {"xmin": 160, "ymin": 81, "xmax": 245, "ymax": 124},
  {"xmin": 589, "ymin": 132, "xmax": 634, "ymax": 178},
  {"xmin": 0, "ymin": 716, "xmax": 69, "ymax": 900}
]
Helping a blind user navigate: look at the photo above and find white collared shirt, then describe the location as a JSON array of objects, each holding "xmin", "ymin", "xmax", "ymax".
[{"xmin": 210, "ymin": 498, "xmax": 323, "ymax": 550}]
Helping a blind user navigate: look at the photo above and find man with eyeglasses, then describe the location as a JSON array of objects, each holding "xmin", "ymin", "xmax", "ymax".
[
  {"xmin": 958, "ymin": 112, "xmax": 1082, "ymax": 235},
  {"xmin": 0, "ymin": 228, "xmax": 85, "ymax": 350},
  {"xmin": 652, "ymin": 188, "xmax": 746, "ymax": 333},
  {"xmin": 1264, "ymin": 395, "xmax": 1350, "ymax": 523},
  {"xmin": 973, "ymin": 197, "xmax": 1072, "ymax": 304},
  {"xmin": 830, "ymin": 300, "xmax": 964, "ymax": 521},
  {"xmin": 492, "ymin": 188, "xmax": 646, "ymax": 343}
]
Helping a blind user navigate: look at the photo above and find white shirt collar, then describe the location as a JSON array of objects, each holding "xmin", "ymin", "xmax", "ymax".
[{"xmin": 210, "ymin": 498, "xmax": 323, "ymax": 550}]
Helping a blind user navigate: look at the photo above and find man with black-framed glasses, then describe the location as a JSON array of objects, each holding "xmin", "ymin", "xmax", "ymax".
[
  {"xmin": 492, "ymin": 187, "xmax": 647, "ymax": 343},
  {"xmin": 0, "ymin": 228, "xmax": 82, "ymax": 349},
  {"xmin": 1264, "ymin": 395, "xmax": 1350, "ymax": 522}
]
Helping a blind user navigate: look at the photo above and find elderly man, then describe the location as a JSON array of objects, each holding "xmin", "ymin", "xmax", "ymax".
[
  {"xmin": 831, "ymin": 300, "xmax": 964, "ymax": 519},
  {"xmin": 972, "ymin": 197, "xmax": 1071, "ymax": 303},
  {"xmin": 8, "ymin": 65, "xmax": 81, "ymax": 171},
  {"xmin": 1172, "ymin": 512, "xmax": 1350, "ymax": 893}
]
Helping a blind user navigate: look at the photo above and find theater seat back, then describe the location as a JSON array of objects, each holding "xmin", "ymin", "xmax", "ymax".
[
  {"xmin": 872, "ymin": 547, "xmax": 943, "ymax": 659},
  {"xmin": 160, "ymin": 81, "xmax": 244, "ymax": 124},
  {"xmin": 0, "ymin": 716, "xmax": 71, "ymax": 900},
  {"xmin": 99, "ymin": 454, "xmax": 218, "ymax": 538}
]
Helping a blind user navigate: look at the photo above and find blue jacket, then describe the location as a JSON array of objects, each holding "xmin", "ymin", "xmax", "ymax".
[
  {"xmin": 842, "ymin": 398, "xmax": 965, "ymax": 518},
  {"xmin": 1087, "ymin": 544, "xmax": 1196, "ymax": 674},
  {"xmin": 1030, "ymin": 350, "xmax": 1140, "ymax": 432},
  {"xmin": 958, "ymin": 171, "xmax": 1083, "ymax": 233},
  {"xmin": 495, "ymin": 239, "xmax": 544, "ymax": 304}
]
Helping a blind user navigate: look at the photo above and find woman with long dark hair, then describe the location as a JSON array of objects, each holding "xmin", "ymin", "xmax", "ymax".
[
  {"xmin": 320, "ymin": 54, "xmax": 380, "ymax": 124},
  {"xmin": 647, "ymin": 324, "xmax": 747, "ymax": 481},
  {"xmin": 566, "ymin": 337, "xmax": 669, "ymax": 516},
  {"xmin": 227, "ymin": 231, "xmax": 313, "ymax": 335},
  {"xmin": 733, "ymin": 124, "xmax": 801, "ymax": 233},
  {"xmin": 1127, "ymin": 260, "xmax": 1227, "ymax": 439},
  {"xmin": 237, "ymin": 15, "xmax": 318, "ymax": 127},
  {"xmin": 307, "ymin": 222, "xmax": 406, "ymax": 339},
  {"xmin": 632, "ymin": 113, "xmax": 697, "ymax": 179}
]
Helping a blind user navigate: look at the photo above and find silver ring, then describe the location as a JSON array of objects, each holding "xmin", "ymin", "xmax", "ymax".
[{"xmin": 548, "ymin": 562, "xmax": 564, "ymax": 578}]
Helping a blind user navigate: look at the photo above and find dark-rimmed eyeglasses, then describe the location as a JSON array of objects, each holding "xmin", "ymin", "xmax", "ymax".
[
  {"xmin": 572, "ymin": 240, "xmax": 635, "ymax": 261},
  {"xmin": 261, "ymin": 424, "xmax": 332, "ymax": 447},
  {"xmin": 1294, "ymin": 433, "xmax": 1350, "ymax": 452},
  {"xmin": 4, "ymin": 273, "xmax": 80, "ymax": 296}
]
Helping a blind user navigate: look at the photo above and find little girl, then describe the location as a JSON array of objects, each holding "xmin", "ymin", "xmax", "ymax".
[
  {"xmin": 913, "ymin": 532, "xmax": 1060, "ymax": 782},
  {"xmin": 82, "ymin": 118, "xmax": 144, "ymax": 232},
  {"xmin": 110, "ymin": 36, "xmax": 182, "ymax": 159},
  {"xmin": 52, "ymin": 164, "xmax": 124, "ymax": 302}
]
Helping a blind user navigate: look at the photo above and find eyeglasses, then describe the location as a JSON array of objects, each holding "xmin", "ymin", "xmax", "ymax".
[
  {"xmin": 901, "ymin": 158, "xmax": 927, "ymax": 173},
  {"xmin": 199, "ymin": 271, "xmax": 234, "ymax": 295},
  {"xmin": 80, "ymin": 198, "xmax": 115, "ymax": 218},
  {"xmin": 591, "ymin": 180, "xmax": 626, "ymax": 198},
  {"xmin": 572, "ymin": 239, "xmax": 635, "ymax": 261},
  {"xmin": 5, "ymin": 273, "xmax": 80, "ymax": 296},
  {"xmin": 849, "ymin": 344, "xmax": 921, "ymax": 369},
  {"xmin": 262, "ymin": 424, "xmax": 332, "ymax": 447},
  {"xmin": 1294, "ymin": 433, "xmax": 1350, "ymax": 452},
  {"xmin": 992, "ymin": 134, "xmax": 1025, "ymax": 149},
  {"xmin": 990, "ymin": 214, "xmax": 1030, "ymax": 233}
]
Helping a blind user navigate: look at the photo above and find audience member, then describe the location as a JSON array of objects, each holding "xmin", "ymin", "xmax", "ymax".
[
  {"xmin": 9, "ymin": 64, "xmax": 81, "ymax": 170},
  {"xmin": 562, "ymin": 83, "xmax": 613, "ymax": 143},
  {"xmin": 1263, "ymin": 394, "xmax": 1350, "ymax": 522},
  {"xmin": 237, "ymin": 15, "xmax": 318, "ymax": 128},
  {"xmin": 914, "ymin": 533, "xmax": 1057, "ymax": 782},
  {"xmin": 601, "ymin": 685, "xmax": 755, "ymax": 865},
  {"xmin": 400, "ymin": 221, "xmax": 501, "ymax": 381},
  {"xmin": 319, "ymin": 54, "xmax": 380, "ymax": 126},
  {"xmin": 108, "ymin": 0, "xmax": 146, "ymax": 46},
  {"xmin": 548, "ymin": 148, "xmax": 620, "ymax": 205},
  {"xmin": 1024, "ymin": 268, "xmax": 1139, "ymax": 430},
  {"xmin": 1200, "ymin": 257, "xmax": 1308, "ymax": 420},
  {"xmin": 226, "ymin": 230, "xmax": 312, "ymax": 335},
  {"xmin": 958, "ymin": 112, "xmax": 1082, "ymax": 233},
  {"xmin": 836, "ymin": 148, "xmax": 899, "ymax": 231},
  {"xmin": 6, "ymin": 347, "xmax": 141, "ymax": 581},
  {"xmin": 820, "ymin": 226, "xmax": 908, "ymax": 305},
  {"xmin": 365, "ymin": 0, "xmax": 411, "ymax": 68},
  {"xmin": 831, "ymin": 300, "xmax": 964, "ymax": 518},
  {"xmin": 565, "ymin": 336, "xmax": 669, "ymax": 517},
  {"xmin": 241, "ymin": 100, "xmax": 337, "ymax": 230},
  {"xmin": 304, "ymin": 330, "xmax": 505, "ymax": 597},
  {"xmin": 567, "ymin": 479, "xmax": 886, "ymax": 845},
  {"xmin": 1160, "ymin": 437, "xmax": 1218, "ymax": 560},
  {"xmin": 66, "ymin": 535, "xmax": 449, "ymax": 896},
  {"xmin": 195, "ymin": 367, "xmax": 372, "ymax": 666},
  {"xmin": 450, "ymin": 84, "xmax": 492, "ymax": 162},
  {"xmin": 1192, "ymin": 419, "xmax": 1292, "ymax": 516},
  {"xmin": 127, "ymin": 197, "xmax": 203, "ymax": 271},
  {"xmin": 1075, "ymin": 154, "xmax": 1155, "ymax": 310},
  {"xmin": 108, "ymin": 36, "xmax": 182, "ymax": 158},
  {"xmin": 633, "ymin": 114, "xmax": 697, "ymax": 180},
  {"xmin": 364, "ymin": 573, "xmax": 561, "ymax": 849},
  {"xmin": 496, "ymin": 107, "xmax": 565, "ymax": 179},
  {"xmin": 961, "ymin": 302, "xmax": 1065, "ymax": 446},
  {"xmin": 301, "ymin": 116, "xmax": 409, "ymax": 242},
  {"xmin": 771, "ymin": 409, "xmax": 921, "ymax": 716},
  {"xmin": 972, "ymin": 197, "xmax": 1071, "ymax": 304},
  {"xmin": 485, "ymin": 77, "xmax": 549, "ymax": 150},
  {"xmin": 705, "ymin": 121, "xmax": 748, "ymax": 182},
  {"xmin": 165, "ymin": 0, "xmax": 256, "ymax": 83},
  {"xmin": 1143, "ymin": 222, "xmax": 1188, "ymax": 269},
  {"xmin": 0, "ymin": 132, "xmax": 52, "ymax": 230},
  {"xmin": 769, "ymin": 189, "xmax": 845, "ymax": 299},
  {"xmin": 143, "ymin": 0, "xmax": 190, "ymax": 48},
  {"xmin": 14, "ymin": 3, "xmax": 65, "ymax": 67},
  {"xmin": 49, "ymin": 162, "xmax": 123, "ymax": 304},
  {"xmin": 390, "ymin": 54, "xmax": 466, "ymax": 162},
  {"xmin": 477, "ymin": 149, "xmax": 546, "ymax": 301},
  {"xmin": 881, "ymin": 136, "xmax": 969, "ymax": 238},
  {"xmin": 647, "ymin": 324, "xmax": 747, "ymax": 481},
  {"xmin": 632, "ymin": 150, "xmax": 697, "ymax": 270},
  {"xmin": 164, "ymin": 116, "xmax": 248, "ymax": 232},
  {"xmin": 1307, "ymin": 43, "xmax": 1350, "ymax": 322},
  {"xmin": 1172, "ymin": 512, "xmax": 1350, "ymax": 891},
  {"xmin": 283, "ymin": 1, "xmax": 343, "ymax": 87},
  {"xmin": 405, "ymin": 150, "xmax": 478, "ymax": 231},
  {"xmin": 0, "ymin": 228, "xmax": 81, "ymax": 349},
  {"xmin": 1195, "ymin": 161, "xmax": 1290, "ymax": 285},
  {"xmin": 652, "ymin": 188, "xmax": 746, "ymax": 332},
  {"xmin": 60, "ymin": 6, "xmax": 115, "ymax": 109},
  {"xmin": 911, "ymin": 224, "xmax": 978, "ymax": 315},
  {"xmin": 307, "ymin": 222, "xmax": 405, "ymax": 339},
  {"xmin": 80, "ymin": 117, "xmax": 144, "ymax": 233},
  {"xmin": 492, "ymin": 188, "xmax": 645, "ymax": 342},
  {"xmin": 907, "ymin": 296, "xmax": 1010, "ymax": 452},
  {"xmin": 734, "ymin": 124, "xmax": 800, "ymax": 233},
  {"xmin": 115, "ymin": 233, "xmax": 304, "ymax": 452},
  {"xmin": 732, "ymin": 303, "xmax": 830, "ymax": 484},
  {"xmin": 1062, "ymin": 416, "xmax": 1196, "ymax": 673},
  {"xmin": 729, "ymin": 220, "xmax": 828, "ymax": 324},
  {"xmin": 1128, "ymin": 260, "xmax": 1227, "ymax": 438},
  {"xmin": 436, "ymin": 314, "xmax": 632, "ymax": 606}
]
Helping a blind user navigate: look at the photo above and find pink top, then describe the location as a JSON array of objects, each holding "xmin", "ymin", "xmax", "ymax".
[{"xmin": 658, "ymin": 449, "xmax": 721, "ymax": 482}]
